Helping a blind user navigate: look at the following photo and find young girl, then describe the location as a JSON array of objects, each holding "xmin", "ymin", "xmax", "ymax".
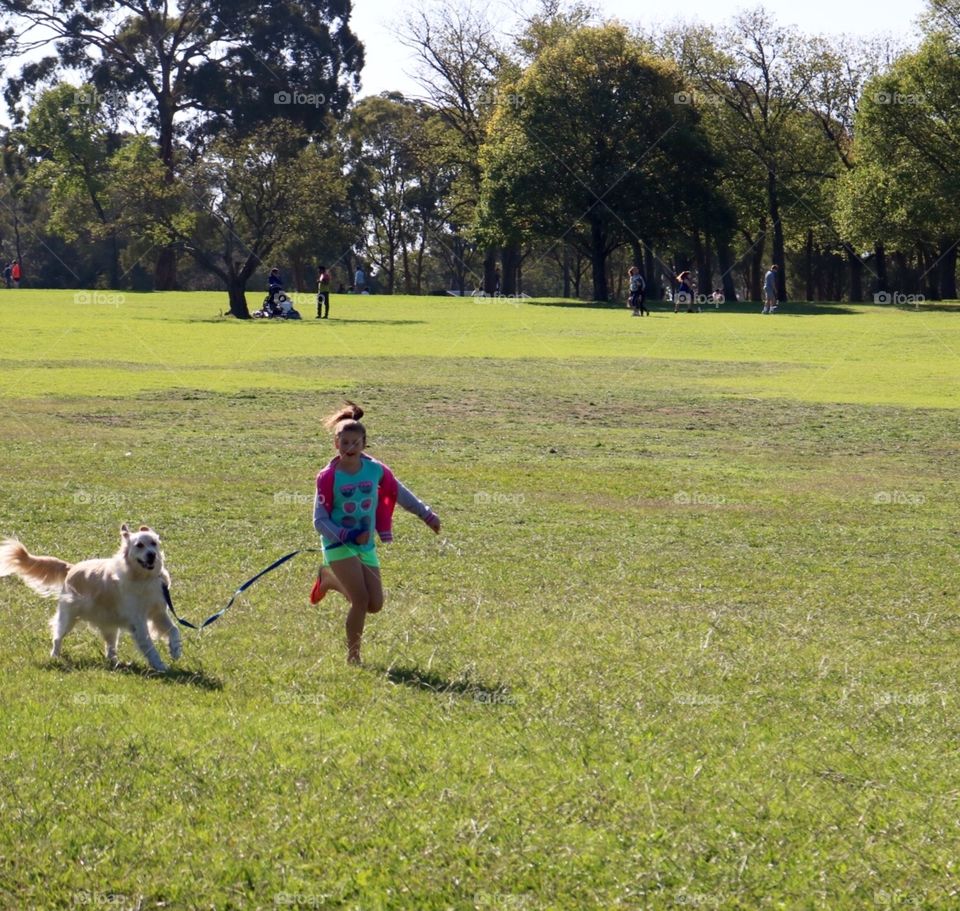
[{"xmin": 310, "ymin": 402, "xmax": 441, "ymax": 664}]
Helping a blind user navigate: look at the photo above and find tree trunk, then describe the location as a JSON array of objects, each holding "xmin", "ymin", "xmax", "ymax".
[
  {"xmin": 154, "ymin": 248, "xmax": 177, "ymax": 291},
  {"xmin": 805, "ymin": 230, "xmax": 814, "ymax": 302},
  {"xmin": 589, "ymin": 218, "xmax": 608, "ymax": 302},
  {"xmin": 227, "ymin": 282, "xmax": 250, "ymax": 319},
  {"xmin": 847, "ymin": 248, "xmax": 863, "ymax": 302},
  {"xmin": 483, "ymin": 247, "xmax": 498, "ymax": 294},
  {"xmin": 874, "ymin": 242, "xmax": 888, "ymax": 297},
  {"xmin": 749, "ymin": 226, "xmax": 765, "ymax": 302},
  {"xmin": 938, "ymin": 237, "xmax": 957, "ymax": 300},
  {"xmin": 562, "ymin": 245, "xmax": 571, "ymax": 298},
  {"xmin": 501, "ymin": 242, "xmax": 520, "ymax": 296},
  {"xmin": 919, "ymin": 245, "xmax": 939, "ymax": 300},
  {"xmin": 694, "ymin": 232, "xmax": 711, "ymax": 299},
  {"xmin": 110, "ymin": 230, "xmax": 120, "ymax": 289},
  {"xmin": 644, "ymin": 243, "xmax": 660, "ymax": 300},
  {"xmin": 715, "ymin": 238, "xmax": 736, "ymax": 302},
  {"xmin": 768, "ymin": 173, "xmax": 786, "ymax": 301}
]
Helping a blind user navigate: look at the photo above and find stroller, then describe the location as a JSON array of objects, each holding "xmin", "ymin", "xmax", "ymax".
[{"xmin": 253, "ymin": 289, "xmax": 301, "ymax": 320}]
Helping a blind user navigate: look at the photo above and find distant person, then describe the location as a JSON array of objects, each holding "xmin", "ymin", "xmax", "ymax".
[
  {"xmin": 266, "ymin": 267, "xmax": 284, "ymax": 316},
  {"xmin": 2, "ymin": 263, "xmax": 11, "ymax": 289},
  {"xmin": 354, "ymin": 266, "xmax": 366, "ymax": 292},
  {"xmin": 627, "ymin": 265, "xmax": 647, "ymax": 317},
  {"xmin": 762, "ymin": 264, "xmax": 778, "ymax": 314},
  {"xmin": 11, "ymin": 260, "xmax": 22, "ymax": 288},
  {"xmin": 675, "ymin": 271, "xmax": 694, "ymax": 313},
  {"xmin": 316, "ymin": 266, "xmax": 332, "ymax": 319}
]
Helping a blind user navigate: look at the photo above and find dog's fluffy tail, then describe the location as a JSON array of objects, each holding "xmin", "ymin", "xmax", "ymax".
[{"xmin": 0, "ymin": 539, "xmax": 71, "ymax": 597}]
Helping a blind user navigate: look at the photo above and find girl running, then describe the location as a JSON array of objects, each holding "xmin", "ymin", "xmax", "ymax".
[{"xmin": 310, "ymin": 402, "xmax": 441, "ymax": 664}]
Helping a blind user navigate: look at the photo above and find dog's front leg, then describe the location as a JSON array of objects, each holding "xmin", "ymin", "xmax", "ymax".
[
  {"xmin": 167, "ymin": 624, "xmax": 182, "ymax": 661},
  {"xmin": 129, "ymin": 622, "xmax": 169, "ymax": 672},
  {"xmin": 103, "ymin": 629, "xmax": 120, "ymax": 667}
]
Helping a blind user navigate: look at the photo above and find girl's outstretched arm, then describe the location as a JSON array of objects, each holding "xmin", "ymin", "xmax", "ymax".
[{"xmin": 396, "ymin": 481, "xmax": 441, "ymax": 533}]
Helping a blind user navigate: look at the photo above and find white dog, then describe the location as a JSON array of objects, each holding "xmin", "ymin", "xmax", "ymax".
[{"xmin": 0, "ymin": 524, "xmax": 182, "ymax": 672}]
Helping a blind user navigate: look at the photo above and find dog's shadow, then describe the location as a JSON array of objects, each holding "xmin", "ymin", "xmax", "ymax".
[
  {"xmin": 378, "ymin": 663, "xmax": 513, "ymax": 704},
  {"xmin": 41, "ymin": 657, "xmax": 223, "ymax": 690}
]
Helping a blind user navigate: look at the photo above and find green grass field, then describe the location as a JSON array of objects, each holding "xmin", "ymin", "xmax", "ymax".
[{"xmin": 0, "ymin": 290, "xmax": 958, "ymax": 910}]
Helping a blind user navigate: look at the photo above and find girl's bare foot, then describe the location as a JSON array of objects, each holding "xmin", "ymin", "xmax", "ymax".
[{"xmin": 347, "ymin": 650, "xmax": 362, "ymax": 666}]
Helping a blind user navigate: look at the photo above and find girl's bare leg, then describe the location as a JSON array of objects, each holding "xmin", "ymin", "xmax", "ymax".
[{"xmin": 326, "ymin": 556, "xmax": 372, "ymax": 664}]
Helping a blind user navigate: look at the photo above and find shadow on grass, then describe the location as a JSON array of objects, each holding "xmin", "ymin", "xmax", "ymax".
[
  {"xmin": 41, "ymin": 656, "xmax": 223, "ymax": 690},
  {"xmin": 182, "ymin": 316, "xmax": 428, "ymax": 326},
  {"xmin": 893, "ymin": 301, "xmax": 960, "ymax": 313},
  {"xmin": 379, "ymin": 663, "xmax": 512, "ymax": 703},
  {"xmin": 525, "ymin": 298, "xmax": 864, "ymax": 316}
]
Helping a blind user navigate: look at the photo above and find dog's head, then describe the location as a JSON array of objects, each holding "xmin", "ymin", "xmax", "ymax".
[{"xmin": 120, "ymin": 523, "xmax": 163, "ymax": 575}]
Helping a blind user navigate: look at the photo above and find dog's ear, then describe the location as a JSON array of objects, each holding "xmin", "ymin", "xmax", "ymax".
[
  {"xmin": 139, "ymin": 525, "xmax": 151, "ymax": 532},
  {"xmin": 121, "ymin": 523, "xmax": 130, "ymax": 539}
]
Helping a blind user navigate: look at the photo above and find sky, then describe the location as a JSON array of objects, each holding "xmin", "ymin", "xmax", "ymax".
[{"xmin": 351, "ymin": 0, "xmax": 929, "ymax": 99}]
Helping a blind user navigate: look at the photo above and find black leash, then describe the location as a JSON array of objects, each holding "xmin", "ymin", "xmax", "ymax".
[
  {"xmin": 162, "ymin": 581, "xmax": 200, "ymax": 630},
  {"xmin": 164, "ymin": 548, "xmax": 322, "ymax": 630}
]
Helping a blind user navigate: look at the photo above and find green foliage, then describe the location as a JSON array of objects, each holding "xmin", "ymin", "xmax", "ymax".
[{"xmin": 479, "ymin": 24, "xmax": 722, "ymax": 299}]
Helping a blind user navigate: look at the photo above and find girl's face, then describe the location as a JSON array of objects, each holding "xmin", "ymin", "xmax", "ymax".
[{"xmin": 336, "ymin": 429, "xmax": 365, "ymax": 459}]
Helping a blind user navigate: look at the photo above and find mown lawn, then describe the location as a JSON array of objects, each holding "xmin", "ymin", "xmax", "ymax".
[{"xmin": 0, "ymin": 290, "xmax": 958, "ymax": 910}]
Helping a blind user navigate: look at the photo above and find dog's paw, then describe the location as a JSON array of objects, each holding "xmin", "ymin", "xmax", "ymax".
[{"xmin": 170, "ymin": 641, "xmax": 182, "ymax": 661}]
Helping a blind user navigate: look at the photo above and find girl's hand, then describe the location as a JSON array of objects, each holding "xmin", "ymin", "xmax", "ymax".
[{"xmin": 425, "ymin": 513, "xmax": 441, "ymax": 534}]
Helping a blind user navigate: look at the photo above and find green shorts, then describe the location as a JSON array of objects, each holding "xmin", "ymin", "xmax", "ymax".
[{"xmin": 322, "ymin": 543, "xmax": 380, "ymax": 568}]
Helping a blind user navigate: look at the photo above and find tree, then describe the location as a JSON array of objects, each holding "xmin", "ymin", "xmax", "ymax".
[
  {"xmin": 847, "ymin": 29, "xmax": 960, "ymax": 298},
  {"xmin": 479, "ymin": 24, "xmax": 719, "ymax": 302},
  {"xmin": 109, "ymin": 121, "xmax": 324, "ymax": 317},
  {"xmin": 0, "ymin": 0, "xmax": 363, "ymax": 289},
  {"xmin": 23, "ymin": 84, "xmax": 126, "ymax": 286},
  {"xmin": 670, "ymin": 10, "xmax": 831, "ymax": 302},
  {"xmin": 401, "ymin": 2, "xmax": 513, "ymax": 292}
]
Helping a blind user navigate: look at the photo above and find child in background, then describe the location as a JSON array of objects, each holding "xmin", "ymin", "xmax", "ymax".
[
  {"xmin": 311, "ymin": 402, "xmax": 441, "ymax": 664},
  {"xmin": 627, "ymin": 265, "xmax": 647, "ymax": 317}
]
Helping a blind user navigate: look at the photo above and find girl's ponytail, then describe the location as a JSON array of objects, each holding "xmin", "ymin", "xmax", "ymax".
[{"xmin": 325, "ymin": 400, "xmax": 366, "ymax": 438}]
